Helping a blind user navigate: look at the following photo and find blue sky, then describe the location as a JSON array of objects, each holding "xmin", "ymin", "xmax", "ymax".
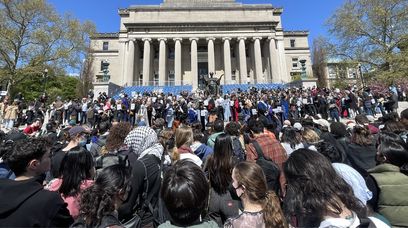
[{"xmin": 48, "ymin": 0, "xmax": 345, "ymax": 44}]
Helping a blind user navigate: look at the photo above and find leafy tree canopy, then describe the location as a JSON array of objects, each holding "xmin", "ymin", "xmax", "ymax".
[{"xmin": 0, "ymin": 0, "xmax": 95, "ymax": 93}]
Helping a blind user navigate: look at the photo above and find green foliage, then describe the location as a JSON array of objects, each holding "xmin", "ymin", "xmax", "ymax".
[
  {"xmin": 10, "ymin": 74, "xmax": 79, "ymax": 102},
  {"xmin": 326, "ymin": 0, "xmax": 408, "ymax": 82},
  {"xmin": 0, "ymin": 0, "xmax": 96, "ymax": 93},
  {"xmin": 332, "ymin": 79, "xmax": 349, "ymax": 89}
]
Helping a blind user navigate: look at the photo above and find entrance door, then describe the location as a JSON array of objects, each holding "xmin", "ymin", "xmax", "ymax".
[{"xmin": 198, "ymin": 62, "xmax": 208, "ymax": 90}]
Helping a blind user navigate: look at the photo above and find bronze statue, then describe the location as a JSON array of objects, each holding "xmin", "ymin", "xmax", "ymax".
[{"xmin": 203, "ymin": 72, "xmax": 224, "ymax": 96}]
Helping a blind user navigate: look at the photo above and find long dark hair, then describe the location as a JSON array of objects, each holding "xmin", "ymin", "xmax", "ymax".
[
  {"xmin": 79, "ymin": 165, "xmax": 131, "ymax": 226},
  {"xmin": 58, "ymin": 150, "xmax": 95, "ymax": 197},
  {"xmin": 206, "ymin": 133, "xmax": 235, "ymax": 194},
  {"xmin": 283, "ymin": 149, "xmax": 366, "ymax": 227},
  {"xmin": 377, "ymin": 140, "xmax": 408, "ymax": 174}
]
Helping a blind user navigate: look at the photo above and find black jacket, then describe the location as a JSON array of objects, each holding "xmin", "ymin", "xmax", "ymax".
[
  {"xmin": 118, "ymin": 154, "xmax": 162, "ymax": 226},
  {"xmin": 0, "ymin": 176, "xmax": 73, "ymax": 227}
]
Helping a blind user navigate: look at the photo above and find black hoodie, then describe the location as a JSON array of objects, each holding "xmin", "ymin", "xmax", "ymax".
[{"xmin": 0, "ymin": 176, "xmax": 73, "ymax": 227}]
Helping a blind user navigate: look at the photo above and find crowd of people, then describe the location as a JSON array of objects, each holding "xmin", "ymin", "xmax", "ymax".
[{"xmin": 0, "ymin": 84, "xmax": 407, "ymax": 228}]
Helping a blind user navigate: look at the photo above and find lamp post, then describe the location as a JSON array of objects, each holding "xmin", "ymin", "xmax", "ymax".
[
  {"xmin": 358, "ymin": 63, "xmax": 365, "ymax": 88},
  {"xmin": 299, "ymin": 59, "xmax": 307, "ymax": 79},
  {"xmin": 43, "ymin": 68, "xmax": 48, "ymax": 94}
]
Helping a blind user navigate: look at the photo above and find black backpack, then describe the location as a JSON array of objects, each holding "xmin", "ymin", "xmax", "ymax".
[
  {"xmin": 231, "ymin": 136, "xmax": 246, "ymax": 161},
  {"xmin": 251, "ymin": 140, "xmax": 281, "ymax": 194}
]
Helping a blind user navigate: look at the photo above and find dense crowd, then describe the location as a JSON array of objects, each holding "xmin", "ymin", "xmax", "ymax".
[{"xmin": 0, "ymin": 84, "xmax": 407, "ymax": 228}]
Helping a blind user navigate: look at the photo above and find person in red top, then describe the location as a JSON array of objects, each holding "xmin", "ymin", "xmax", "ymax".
[
  {"xmin": 245, "ymin": 117, "xmax": 287, "ymax": 193},
  {"xmin": 23, "ymin": 118, "xmax": 42, "ymax": 137}
]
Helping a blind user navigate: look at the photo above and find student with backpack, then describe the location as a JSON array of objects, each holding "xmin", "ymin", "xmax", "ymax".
[
  {"xmin": 95, "ymin": 122, "xmax": 132, "ymax": 173},
  {"xmin": 120, "ymin": 126, "xmax": 169, "ymax": 227},
  {"xmin": 245, "ymin": 117, "xmax": 287, "ymax": 193}
]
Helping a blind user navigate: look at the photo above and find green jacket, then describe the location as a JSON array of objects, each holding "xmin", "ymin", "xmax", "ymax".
[
  {"xmin": 158, "ymin": 220, "xmax": 218, "ymax": 228},
  {"xmin": 369, "ymin": 163, "xmax": 408, "ymax": 227}
]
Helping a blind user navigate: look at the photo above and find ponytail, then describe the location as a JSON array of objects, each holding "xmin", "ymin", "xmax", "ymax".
[
  {"xmin": 171, "ymin": 146, "xmax": 180, "ymax": 162},
  {"xmin": 262, "ymin": 191, "xmax": 288, "ymax": 228}
]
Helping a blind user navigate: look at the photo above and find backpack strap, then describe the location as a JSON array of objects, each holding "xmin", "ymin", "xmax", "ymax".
[
  {"xmin": 137, "ymin": 153, "xmax": 166, "ymax": 225},
  {"xmin": 251, "ymin": 140, "xmax": 266, "ymax": 160}
]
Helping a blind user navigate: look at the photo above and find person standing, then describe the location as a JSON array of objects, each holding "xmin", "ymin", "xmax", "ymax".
[{"xmin": 3, "ymin": 101, "xmax": 19, "ymax": 130}]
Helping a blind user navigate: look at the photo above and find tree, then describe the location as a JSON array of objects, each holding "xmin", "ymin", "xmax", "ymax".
[
  {"xmin": 326, "ymin": 0, "xmax": 408, "ymax": 80},
  {"xmin": 76, "ymin": 52, "xmax": 94, "ymax": 98},
  {"xmin": 312, "ymin": 37, "xmax": 329, "ymax": 88},
  {"xmin": 0, "ymin": 0, "xmax": 95, "ymax": 93}
]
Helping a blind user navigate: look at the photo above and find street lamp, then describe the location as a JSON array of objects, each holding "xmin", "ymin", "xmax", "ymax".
[
  {"xmin": 299, "ymin": 59, "xmax": 307, "ymax": 79},
  {"xmin": 43, "ymin": 68, "xmax": 48, "ymax": 94}
]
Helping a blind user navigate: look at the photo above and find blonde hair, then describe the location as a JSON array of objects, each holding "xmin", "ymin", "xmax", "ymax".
[
  {"xmin": 171, "ymin": 126, "xmax": 193, "ymax": 161},
  {"xmin": 302, "ymin": 128, "xmax": 320, "ymax": 145}
]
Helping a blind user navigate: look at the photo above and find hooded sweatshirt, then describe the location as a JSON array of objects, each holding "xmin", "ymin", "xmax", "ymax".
[{"xmin": 0, "ymin": 176, "xmax": 73, "ymax": 227}]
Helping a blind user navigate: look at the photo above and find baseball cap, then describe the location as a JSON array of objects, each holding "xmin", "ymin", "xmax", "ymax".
[{"xmin": 68, "ymin": 126, "xmax": 88, "ymax": 138}]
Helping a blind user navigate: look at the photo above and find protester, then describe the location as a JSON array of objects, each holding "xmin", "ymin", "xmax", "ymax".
[
  {"xmin": 159, "ymin": 159, "xmax": 218, "ymax": 228},
  {"xmin": 51, "ymin": 126, "xmax": 89, "ymax": 178},
  {"xmin": 46, "ymin": 149, "xmax": 95, "ymax": 219},
  {"xmin": 245, "ymin": 117, "xmax": 287, "ymax": 192},
  {"xmin": 120, "ymin": 126, "xmax": 166, "ymax": 226},
  {"xmin": 368, "ymin": 134, "xmax": 408, "ymax": 227},
  {"xmin": 95, "ymin": 122, "xmax": 132, "ymax": 172},
  {"xmin": 72, "ymin": 164, "xmax": 131, "ymax": 228},
  {"xmin": 283, "ymin": 149, "xmax": 387, "ymax": 227},
  {"xmin": 225, "ymin": 161, "xmax": 287, "ymax": 228},
  {"xmin": 23, "ymin": 118, "xmax": 42, "ymax": 137},
  {"xmin": 0, "ymin": 138, "xmax": 73, "ymax": 227},
  {"xmin": 172, "ymin": 126, "xmax": 202, "ymax": 166},
  {"xmin": 346, "ymin": 126, "xmax": 377, "ymax": 172},
  {"xmin": 204, "ymin": 134, "xmax": 240, "ymax": 226}
]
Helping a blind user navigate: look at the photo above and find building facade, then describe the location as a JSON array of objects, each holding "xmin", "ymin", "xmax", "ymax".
[
  {"xmin": 90, "ymin": 0, "xmax": 312, "ymax": 92},
  {"xmin": 325, "ymin": 61, "xmax": 360, "ymax": 88}
]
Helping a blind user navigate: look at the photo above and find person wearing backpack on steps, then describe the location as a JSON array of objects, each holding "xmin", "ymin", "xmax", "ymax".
[
  {"xmin": 95, "ymin": 122, "xmax": 132, "ymax": 173},
  {"xmin": 120, "ymin": 126, "xmax": 171, "ymax": 227},
  {"xmin": 245, "ymin": 117, "xmax": 287, "ymax": 193}
]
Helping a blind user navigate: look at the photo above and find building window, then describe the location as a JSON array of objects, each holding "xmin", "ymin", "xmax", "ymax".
[
  {"xmin": 348, "ymin": 68, "xmax": 357, "ymax": 78},
  {"xmin": 292, "ymin": 58, "xmax": 299, "ymax": 69},
  {"xmin": 231, "ymin": 47, "xmax": 235, "ymax": 58},
  {"xmin": 103, "ymin": 42, "xmax": 109, "ymax": 51},
  {"xmin": 328, "ymin": 66, "xmax": 337, "ymax": 78},
  {"xmin": 290, "ymin": 39, "xmax": 296, "ymax": 48}
]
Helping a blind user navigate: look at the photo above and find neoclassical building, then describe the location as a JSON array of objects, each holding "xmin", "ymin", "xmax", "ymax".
[{"xmin": 90, "ymin": 0, "xmax": 312, "ymax": 93}]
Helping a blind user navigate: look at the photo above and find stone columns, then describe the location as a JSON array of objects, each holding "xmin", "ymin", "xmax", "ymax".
[
  {"xmin": 119, "ymin": 41, "xmax": 127, "ymax": 85},
  {"xmin": 207, "ymin": 37, "xmax": 215, "ymax": 74},
  {"xmin": 253, "ymin": 37, "xmax": 263, "ymax": 83},
  {"xmin": 142, "ymin": 38, "xmax": 151, "ymax": 86},
  {"xmin": 276, "ymin": 37, "xmax": 288, "ymax": 83},
  {"xmin": 158, "ymin": 38, "xmax": 167, "ymax": 86},
  {"xmin": 174, "ymin": 38, "xmax": 182, "ymax": 86},
  {"xmin": 238, "ymin": 37, "xmax": 247, "ymax": 84},
  {"xmin": 125, "ymin": 39, "xmax": 135, "ymax": 86},
  {"xmin": 222, "ymin": 37, "xmax": 232, "ymax": 84},
  {"xmin": 190, "ymin": 38, "xmax": 198, "ymax": 90},
  {"xmin": 268, "ymin": 37, "xmax": 280, "ymax": 83}
]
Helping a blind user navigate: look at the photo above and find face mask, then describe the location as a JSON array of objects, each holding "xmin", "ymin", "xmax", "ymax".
[
  {"xmin": 228, "ymin": 183, "xmax": 241, "ymax": 201},
  {"xmin": 79, "ymin": 139, "xmax": 87, "ymax": 147}
]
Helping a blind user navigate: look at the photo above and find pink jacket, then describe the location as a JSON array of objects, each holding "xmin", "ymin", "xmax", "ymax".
[{"xmin": 45, "ymin": 178, "xmax": 94, "ymax": 219}]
